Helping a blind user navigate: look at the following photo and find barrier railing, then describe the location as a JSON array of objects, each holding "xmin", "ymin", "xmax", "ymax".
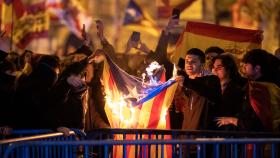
[
  {"xmin": 0, "ymin": 129, "xmax": 53, "ymax": 140},
  {"xmin": 85, "ymin": 128, "xmax": 280, "ymax": 158},
  {"xmin": 1, "ymin": 128, "xmax": 280, "ymax": 158},
  {"xmin": 0, "ymin": 130, "xmax": 85, "ymax": 158},
  {"xmin": 3, "ymin": 138, "xmax": 280, "ymax": 158},
  {"xmin": 86, "ymin": 128, "xmax": 280, "ymax": 141}
]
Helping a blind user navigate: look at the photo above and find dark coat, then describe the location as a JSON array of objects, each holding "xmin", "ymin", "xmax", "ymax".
[{"xmin": 181, "ymin": 75, "xmax": 221, "ymax": 130}]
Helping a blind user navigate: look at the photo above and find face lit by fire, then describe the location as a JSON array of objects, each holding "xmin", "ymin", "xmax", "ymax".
[{"xmin": 185, "ymin": 55, "xmax": 203, "ymax": 77}]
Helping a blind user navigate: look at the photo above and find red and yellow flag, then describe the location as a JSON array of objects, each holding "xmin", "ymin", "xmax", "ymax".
[
  {"xmin": 102, "ymin": 54, "xmax": 177, "ymax": 158},
  {"xmin": 0, "ymin": 0, "xmax": 25, "ymax": 34},
  {"xmin": 172, "ymin": 21, "xmax": 263, "ymax": 63},
  {"xmin": 0, "ymin": 1, "xmax": 50, "ymax": 49},
  {"xmin": 13, "ymin": 2, "xmax": 50, "ymax": 49},
  {"xmin": 249, "ymin": 81, "xmax": 280, "ymax": 131}
]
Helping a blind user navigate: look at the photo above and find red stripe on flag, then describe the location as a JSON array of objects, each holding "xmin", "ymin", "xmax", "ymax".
[
  {"xmin": 147, "ymin": 89, "xmax": 167, "ymax": 128},
  {"xmin": 108, "ymin": 69, "xmax": 116, "ymax": 91},
  {"xmin": 46, "ymin": 3, "xmax": 64, "ymax": 9},
  {"xmin": 249, "ymin": 82, "xmax": 273, "ymax": 131},
  {"xmin": 13, "ymin": 0, "xmax": 25, "ymax": 18},
  {"xmin": 185, "ymin": 21, "xmax": 263, "ymax": 44}
]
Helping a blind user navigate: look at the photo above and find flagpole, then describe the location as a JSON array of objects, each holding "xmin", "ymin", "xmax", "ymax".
[
  {"xmin": 113, "ymin": 0, "xmax": 121, "ymax": 50},
  {"xmin": 9, "ymin": 0, "xmax": 14, "ymax": 51}
]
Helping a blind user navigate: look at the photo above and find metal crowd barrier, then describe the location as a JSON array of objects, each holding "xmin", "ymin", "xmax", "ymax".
[
  {"xmin": 2, "ymin": 138, "xmax": 280, "ymax": 158},
  {"xmin": 85, "ymin": 128, "xmax": 280, "ymax": 158},
  {"xmin": 0, "ymin": 129, "xmax": 85, "ymax": 158},
  {"xmin": 0, "ymin": 129, "xmax": 53, "ymax": 140}
]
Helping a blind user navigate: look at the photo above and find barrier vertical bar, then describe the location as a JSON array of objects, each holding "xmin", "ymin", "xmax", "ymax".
[
  {"xmin": 143, "ymin": 143, "xmax": 146, "ymax": 158},
  {"xmin": 202, "ymin": 144, "xmax": 206, "ymax": 158},
  {"xmin": 135, "ymin": 132, "xmax": 138, "ymax": 158},
  {"xmin": 161, "ymin": 135, "xmax": 164, "ymax": 158},
  {"xmin": 214, "ymin": 144, "xmax": 220, "ymax": 158},
  {"xmin": 234, "ymin": 144, "xmax": 238, "ymax": 158},
  {"xmin": 148, "ymin": 132, "xmax": 151, "ymax": 158},
  {"xmin": 140, "ymin": 132, "xmax": 142, "ymax": 157},
  {"xmin": 271, "ymin": 144, "xmax": 275, "ymax": 158},
  {"xmin": 156, "ymin": 134, "xmax": 158, "ymax": 158},
  {"xmin": 253, "ymin": 144, "xmax": 257, "ymax": 158},
  {"xmin": 243, "ymin": 144, "xmax": 246, "ymax": 158},
  {"xmin": 179, "ymin": 144, "xmax": 182, "ymax": 158},
  {"xmin": 123, "ymin": 134, "xmax": 126, "ymax": 158},
  {"xmin": 23, "ymin": 146, "xmax": 28, "ymax": 158},
  {"xmin": 45, "ymin": 146, "xmax": 49, "ymax": 158},
  {"xmin": 84, "ymin": 145, "xmax": 89, "ymax": 158},
  {"xmin": 197, "ymin": 145, "xmax": 201, "ymax": 158},
  {"xmin": 65, "ymin": 144, "xmax": 69, "ymax": 158},
  {"xmin": 104, "ymin": 145, "xmax": 109, "ymax": 158}
]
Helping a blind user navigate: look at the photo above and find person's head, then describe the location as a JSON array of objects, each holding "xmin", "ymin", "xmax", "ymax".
[
  {"xmin": 212, "ymin": 54, "xmax": 240, "ymax": 82},
  {"xmin": 242, "ymin": 49, "xmax": 269, "ymax": 80},
  {"xmin": 20, "ymin": 50, "xmax": 33, "ymax": 67},
  {"xmin": 6, "ymin": 51, "xmax": 19, "ymax": 65},
  {"xmin": 38, "ymin": 55, "xmax": 61, "ymax": 75},
  {"xmin": 0, "ymin": 49, "xmax": 8, "ymax": 63},
  {"xmin": 205, "ymin": 46, "xmax": 224, "ymax": 70},
  {"xmin": 205, "ymin": 46, "xmax": 224, "ymax": 61},
  {"xmin": 184, "ymin": 48, "xmax": 205, "ymax": 77}
]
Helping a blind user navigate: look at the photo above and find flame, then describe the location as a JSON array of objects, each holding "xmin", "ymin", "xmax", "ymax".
[{"xmin": 104, "ymin": 91, "xmax": 137, "ymax": 128}]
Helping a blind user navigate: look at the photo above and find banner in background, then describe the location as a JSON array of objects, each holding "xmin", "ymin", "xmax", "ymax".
[
  {"xmin": 46, "ymin": 0, "xmax": 92, "ymax": 39},
  {"xmin": 13, "ymin": 3, "xmax": 50, "ymax": 49},
  {"xmin": 123, "ymin": 0, "xmax": 160, "ymax": 37},
  {"xmin": 172, "ymin": 21, "xmax": 263, "ymax": 64}
]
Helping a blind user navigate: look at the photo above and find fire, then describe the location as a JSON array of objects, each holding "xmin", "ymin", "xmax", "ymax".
[{"xmin": 104, "ymin": 91, "xmax": 137, "ymax": 128}]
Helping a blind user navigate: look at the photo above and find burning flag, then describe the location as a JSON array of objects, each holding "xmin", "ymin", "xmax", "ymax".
[{"xmin": 101, "ymin": 54, "xmax": 177, "ymax": 158}]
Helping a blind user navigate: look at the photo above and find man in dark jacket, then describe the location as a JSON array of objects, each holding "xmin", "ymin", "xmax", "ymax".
[{"xmin": 176, "ymin": 48, "xmax": 221, "ymax": 131}]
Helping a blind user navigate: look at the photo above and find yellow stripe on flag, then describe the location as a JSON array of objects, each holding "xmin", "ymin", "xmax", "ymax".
[
  {"xmin": 138, "ymin": 98, "xmax": 155, "ymax": 128},
  {"xmin": 172, "ymin": 31, "xmax": 261, "ymax": 63},
  {"xmin": 172, "ymin": 21, "xmax": 263, "ymax": 64}
]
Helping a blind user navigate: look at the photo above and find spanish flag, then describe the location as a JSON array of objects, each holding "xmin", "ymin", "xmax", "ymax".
[
  {"xmin": 172, "ymin": 21, "xmax": 263, "ymax": 63},
  {"xmin": 249, "ymin": 81, "xmax": 280, "ymax": 131},
  {"xmin": 0, "ymin": 0, "xmax": 25, "ymax": 34},
  {"xmin": 102, "ymin": 54, "xmax": 177, "ymax": 158}
]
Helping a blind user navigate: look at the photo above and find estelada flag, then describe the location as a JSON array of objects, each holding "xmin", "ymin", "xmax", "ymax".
[
  {"xmin": 249, "ymin": 81, "xmax": 280, "ymax": 132},
  {"xmin": 172, "ymin": 21, "xmax": 263, "ymax": 64},
  {"xmin": 102, "ymin": 54, "xmax": 177, "ymax": 158},
  {"xmin": 123, "ymin": 0, "xmax": 160, "ymax": 37},
  {"xmin": 45, "ymin": 0, "xmax": 92, "ymax": 39}
]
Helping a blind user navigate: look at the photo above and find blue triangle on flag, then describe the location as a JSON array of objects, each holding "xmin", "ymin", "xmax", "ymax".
[{"xmin": 123, "ymin": 0, "xmax": 144, "ymax": 25}]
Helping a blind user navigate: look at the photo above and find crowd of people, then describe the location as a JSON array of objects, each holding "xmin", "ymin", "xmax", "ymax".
[{"xmin": 1, "ymin": 17, "xmax": 280, "ymax": 136}]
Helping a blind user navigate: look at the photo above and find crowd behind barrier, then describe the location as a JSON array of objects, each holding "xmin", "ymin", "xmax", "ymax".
[{"xmin": 1, "ymin": 18, "xmax": 280, "ymax": 158}]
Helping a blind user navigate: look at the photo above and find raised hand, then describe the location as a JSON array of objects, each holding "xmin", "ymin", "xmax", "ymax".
[{"xmin": 96, "ymin": 19, "xmax": 105, "ymax": 41}]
